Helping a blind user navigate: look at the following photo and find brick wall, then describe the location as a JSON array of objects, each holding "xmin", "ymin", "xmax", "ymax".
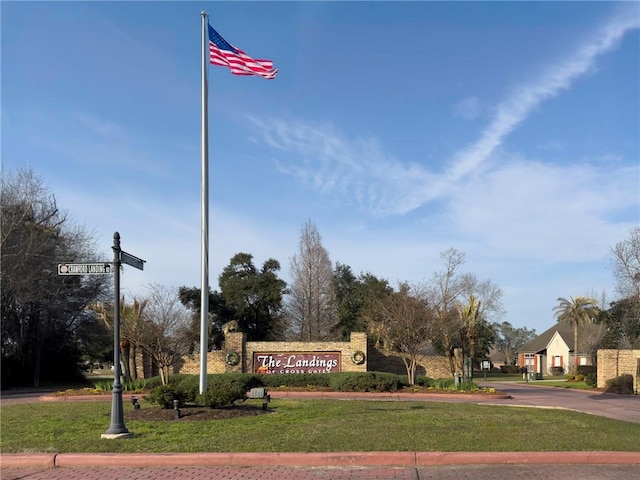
[
  {"xmin": 137, "ymin": 334, "xmax": 459, "ymax": 381},
  {"xmin": 176, "ymin": 332, "xmax": 369, "ymax": 375},
  {"xmin": 597, "ymin": 349, "xmax": 640, "ymax": 392},
  {"xmin": 422, "ymin": 356, "xmax": 453, "ymax": 379},
  {"xmin": 365, "ymin": 346, "xmax": 452, "ymax": 379}
]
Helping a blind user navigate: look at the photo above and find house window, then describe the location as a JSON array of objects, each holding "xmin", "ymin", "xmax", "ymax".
[
  {"xmin": 553, "ymin": 355, "xmax": 562, "ymax": 368},
  {"xmin": 524, "ymin": 354, "xmax": 535, "ymax": 372},
  {"xmin": 579, "ymin": 356, "xmax": 587, "ymax": 366}
]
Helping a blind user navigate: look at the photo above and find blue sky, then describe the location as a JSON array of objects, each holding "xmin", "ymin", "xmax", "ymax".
[{"xmin": 2, "ymin": 1, "xmax": 639, "ymax": 332}]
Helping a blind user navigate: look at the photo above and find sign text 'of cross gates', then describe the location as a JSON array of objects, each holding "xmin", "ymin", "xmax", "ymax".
[{"xmin": 254, "ymin": 353, "xmax": 341, "ymax": 374}]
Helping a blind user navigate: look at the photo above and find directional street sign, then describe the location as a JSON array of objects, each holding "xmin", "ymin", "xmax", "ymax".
[
  {"xmin": 121, "ymin": 251, "xmax": 145, "ymax": 271},
  {"xmin": 58, "ymin": 263, "xmax": 112, "ymax": 275}
]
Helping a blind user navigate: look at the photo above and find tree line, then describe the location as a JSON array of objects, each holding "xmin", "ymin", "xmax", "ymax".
[{"xmin": 2, "ymin": 168, "xmax": 638, "ymax": 387}]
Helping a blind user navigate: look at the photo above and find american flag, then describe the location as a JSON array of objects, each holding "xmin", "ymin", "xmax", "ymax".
[{"xmin": 208, "ymin": 24, "xmax": 278, "ymax": 79}]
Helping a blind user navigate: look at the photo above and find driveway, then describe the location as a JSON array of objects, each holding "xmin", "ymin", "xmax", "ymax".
[{"xmin": 479, "ymin": 381, "xmax": 640, "ymax": 424}]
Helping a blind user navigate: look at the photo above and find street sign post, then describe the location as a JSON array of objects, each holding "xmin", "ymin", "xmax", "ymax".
[
  {"xmin": 120, "ymin": 251, "xmax": 145, "ymax": 270},
  {"xmin": 57, "ymin": 234, "xmax": 145, "ymax": 440},
  {"xmin": 102, "ymin": 232, "xmax": 133, "ymax": 439},
  {"xmin": 58, "ymin": 263, "xmax": 112, "ymax": 275}
]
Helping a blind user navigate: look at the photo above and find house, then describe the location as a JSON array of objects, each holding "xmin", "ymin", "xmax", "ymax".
[{"xmin": 517, "ymin": 322, "xmax": 603, "ymax": 376}]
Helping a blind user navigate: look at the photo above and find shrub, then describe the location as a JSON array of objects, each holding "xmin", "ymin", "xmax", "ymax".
[
  {"xmin": 604, "ymin": 374, "xmax": 634, "ymax": 395},
  {"xmin": 166, "ymin": 374, "xmax": 191, "ymax": 386},
  {"xmin": 500, "ymin": 365, "xmax": 522, "ymax": 374},
  {"xmin": 432, "ymin": 377, "xmax": 455, "ymax": 390},
  {"xmin": 92, "ymin": 379, "xmax": 112, "ymax": 392},
  {"xmin": 257, "ymin": 373, "xmax": 331, "ymax": 389},
  {"xmin": 146, "ymin": 385, "xmax": 186, "ymax": 409},
  {"xmin": 584, "ymin": 372, "xmax": 597, "ymax": 387},
  {"xmin": 550, "ymin": 367, "xmax": 565, "ymax": 376},
  {"xmin": 174, "ymin": 375, "xmax": 200, "ymax": 403},
  {"xmin": 196, "ymin": 374, "xmax": 255, "ymax": 408},
  {"xmin": 329, "ymin": 372, "xmax": 404, "ymax": 392},
  {"xmin": 92, "ymin": 378, "xmax": 149, "ymax": 392},
  {"xmin": 143, "ymin": 376, "xmax": 165, "ymax": 390},
  {"xmin": 577, "ymin": 365, "xmax": 597, "ymax": 376},
  {"xmin": 413, "ymin": 376, "xmax": 434, "ymax": 387},
  {"xmin": 429, "ymin": 377, "xmax": 479, "ymax": 391},
  {"xmin": 457, "ymin": 380, "xmax": 480, "ymax": 391}
]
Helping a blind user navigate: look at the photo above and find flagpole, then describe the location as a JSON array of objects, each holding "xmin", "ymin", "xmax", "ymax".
[{"xmin": 199, "ymin": 10, "xmax": 210, "ymax": 395}]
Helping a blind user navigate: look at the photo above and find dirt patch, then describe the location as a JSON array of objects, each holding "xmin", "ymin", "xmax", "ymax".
[{"xmin": 126, "ymin": 404, "xmax": 269, "ymax": 422}]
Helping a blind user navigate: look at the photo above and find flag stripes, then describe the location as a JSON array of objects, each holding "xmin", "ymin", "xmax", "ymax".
[{"xmin": 208, "ymin": 24, "xmax": 278, "ymax": 79}]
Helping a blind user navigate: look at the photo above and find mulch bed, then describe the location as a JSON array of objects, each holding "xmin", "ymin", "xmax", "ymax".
[{"xmin": 125, "ymin": 404, "xmax": 270, "ymax": 422}]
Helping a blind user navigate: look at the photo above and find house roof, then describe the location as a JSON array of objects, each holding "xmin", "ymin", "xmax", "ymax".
[{"xmin": 518, "ymin": 322, "xmax": 576, "ymax": 354}]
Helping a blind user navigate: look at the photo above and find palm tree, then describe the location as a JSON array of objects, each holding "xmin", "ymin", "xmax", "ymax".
[
  {"xmin": 553, "ymin": 296, "xmax": 599, "ymax": 373},
  {"xmin": 90, "ymin": 297, "xmax": 148, "ymax": 381},
  {"xmin": 458, "ymin": 295, "xmax": 481, "ymax": 381}
]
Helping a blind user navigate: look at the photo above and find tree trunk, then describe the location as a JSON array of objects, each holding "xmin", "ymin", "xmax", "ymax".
[
  {"xmin": 402, "ymin": 356, "xmax": 417, "ymax": 385},
  {"xmin": 468, "ymin": 338, "xmax": 476, "ymax": 381},
  {"xmin": 573, "ymin": 321, "xmax": 579, "ymax": 374},
  {"xmin": 159, "ymin": 364, "xmax": 171, "ymax": 386},
  {"xmin": 129, "ymin": 345, "xmax": 138, "ymax": 381},
  {"xmin": 120, "ymin": 341, "xmax": 131, "ymax": 382}
]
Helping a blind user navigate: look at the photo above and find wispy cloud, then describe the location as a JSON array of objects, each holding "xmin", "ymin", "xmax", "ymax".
[
  {"xmin": 249, "ymin": 116, "xmax": 436, "ymax": 215},
  {"xmin": 249, "ymin": 7, "xmax": 639, "ymax": 217},
  {"xmin": 447, "ymin": 6, "xmax": 640, "ymax": 183}
]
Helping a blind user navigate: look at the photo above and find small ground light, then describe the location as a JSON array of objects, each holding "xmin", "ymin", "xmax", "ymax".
[
  {"xmin": 130, "ymin": 396, "xmax": 140, "ymax": 410},
  {"xmin": 173, "ymin": 399, "xmax": 181, "ymax": 419}
]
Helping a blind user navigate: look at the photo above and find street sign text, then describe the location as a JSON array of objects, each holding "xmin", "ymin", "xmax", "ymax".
[{"xmin": 58, "ymin": 263, "xmax": 112, "ymax": 275}]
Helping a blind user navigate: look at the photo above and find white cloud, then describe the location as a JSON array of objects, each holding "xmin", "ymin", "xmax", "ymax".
[
  {"xmin": 248, "ymin": 9, "xmax": 638, "ymax": 221},
  {"xmin": 446, "ymin": 157, "xmax": 639, "ymax": 262},
  {"xmin": 447, "ymin": 8, "xmax": 639, "ymax": 183},
  {"xmin": 240, "ymin": 9, "xmax": 639, "ymax": 333},
  {"xmin": 248, "ymin": 116, "xmax": 437, "ymax": 215}
]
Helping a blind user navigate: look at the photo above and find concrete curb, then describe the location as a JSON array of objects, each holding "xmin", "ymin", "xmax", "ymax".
[
  {"xmin": 1, "ymin": 454, "xmax": 55, "ymax": 468},
  {"xmin": 270, "ymin": 391, "xmax": 513, "ymax": 401},
  {"xmin": 415, "ymin": 452, "xmax": 640, "ymax": 465},
  {"xmin": 36, "ymin": 391, "xmax": 512, "ymax": 403},
  {"xmin": 2, "ymin": 451, "xmax": 640, "ymax": 469}
]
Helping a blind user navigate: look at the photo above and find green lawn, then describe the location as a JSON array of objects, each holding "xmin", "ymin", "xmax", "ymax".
[
  {"xmin": 529, "ymin": 380, "xmax": 596, "ymax": 390},
  {"xmin": 2, "ymin": 398, "xmax": 639, "ymax": 454}
]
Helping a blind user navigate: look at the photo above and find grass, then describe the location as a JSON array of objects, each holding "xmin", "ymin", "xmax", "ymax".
[
  {"xmin": 479, "ymin": 373, "xmax": 598, "ymax": 391},
  {"xmin": 2, "ymin": 398, "xmax": 639, "ymax": 454},
  {"xmin": 530, "ymin": 380, "xmax": 596, "ymax": 390},
  {"xmin": 475, "ymin": 373, "xmax": 524, "ymax": 382}
]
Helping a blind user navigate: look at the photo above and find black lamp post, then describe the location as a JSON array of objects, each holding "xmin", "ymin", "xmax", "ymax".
[{"xmin": 102, "ymin": 232, "xmax": 132, "ymax": 439}]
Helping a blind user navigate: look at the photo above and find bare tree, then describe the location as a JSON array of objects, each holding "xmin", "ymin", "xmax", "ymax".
[
  {"xmin": 606, "ymin": 229, "xmax": 640, "ymax": 348},
  {"xmin": 365, "ymin": 283, "xmax": 436, "ymax": 385},
  {"xmin": 1, "ymin": 168, "xmax": 109, "ymax": 387},
  {"xmin": 428, "ymin": 248, "xmax": 466, "ymax": 375},
  {"xmin": 493, "ymin": 321, "xmax": 537, "ymax": 365},
  {"xmin": 581, "ymin": 322, "xmax": 606, "ymax": 365},
  {"xmin": 460, "ymin": 273, "xmax": 505, "ymax": 322},
  {"xmin": 611, "ymin": 227, "xmax": 640, "ymax": 299},
  {"xmin": 287, "ymin": 221, "xmax": 338, "ymax": 340},
  {"xmin": 141, "ymin": 284, "xmax": 192, "ymax": 385}
]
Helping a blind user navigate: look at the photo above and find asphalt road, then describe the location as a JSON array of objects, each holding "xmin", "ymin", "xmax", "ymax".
[{"xmin": 478, "ymin": 381, "xmax": 640, "ymax": 424}]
